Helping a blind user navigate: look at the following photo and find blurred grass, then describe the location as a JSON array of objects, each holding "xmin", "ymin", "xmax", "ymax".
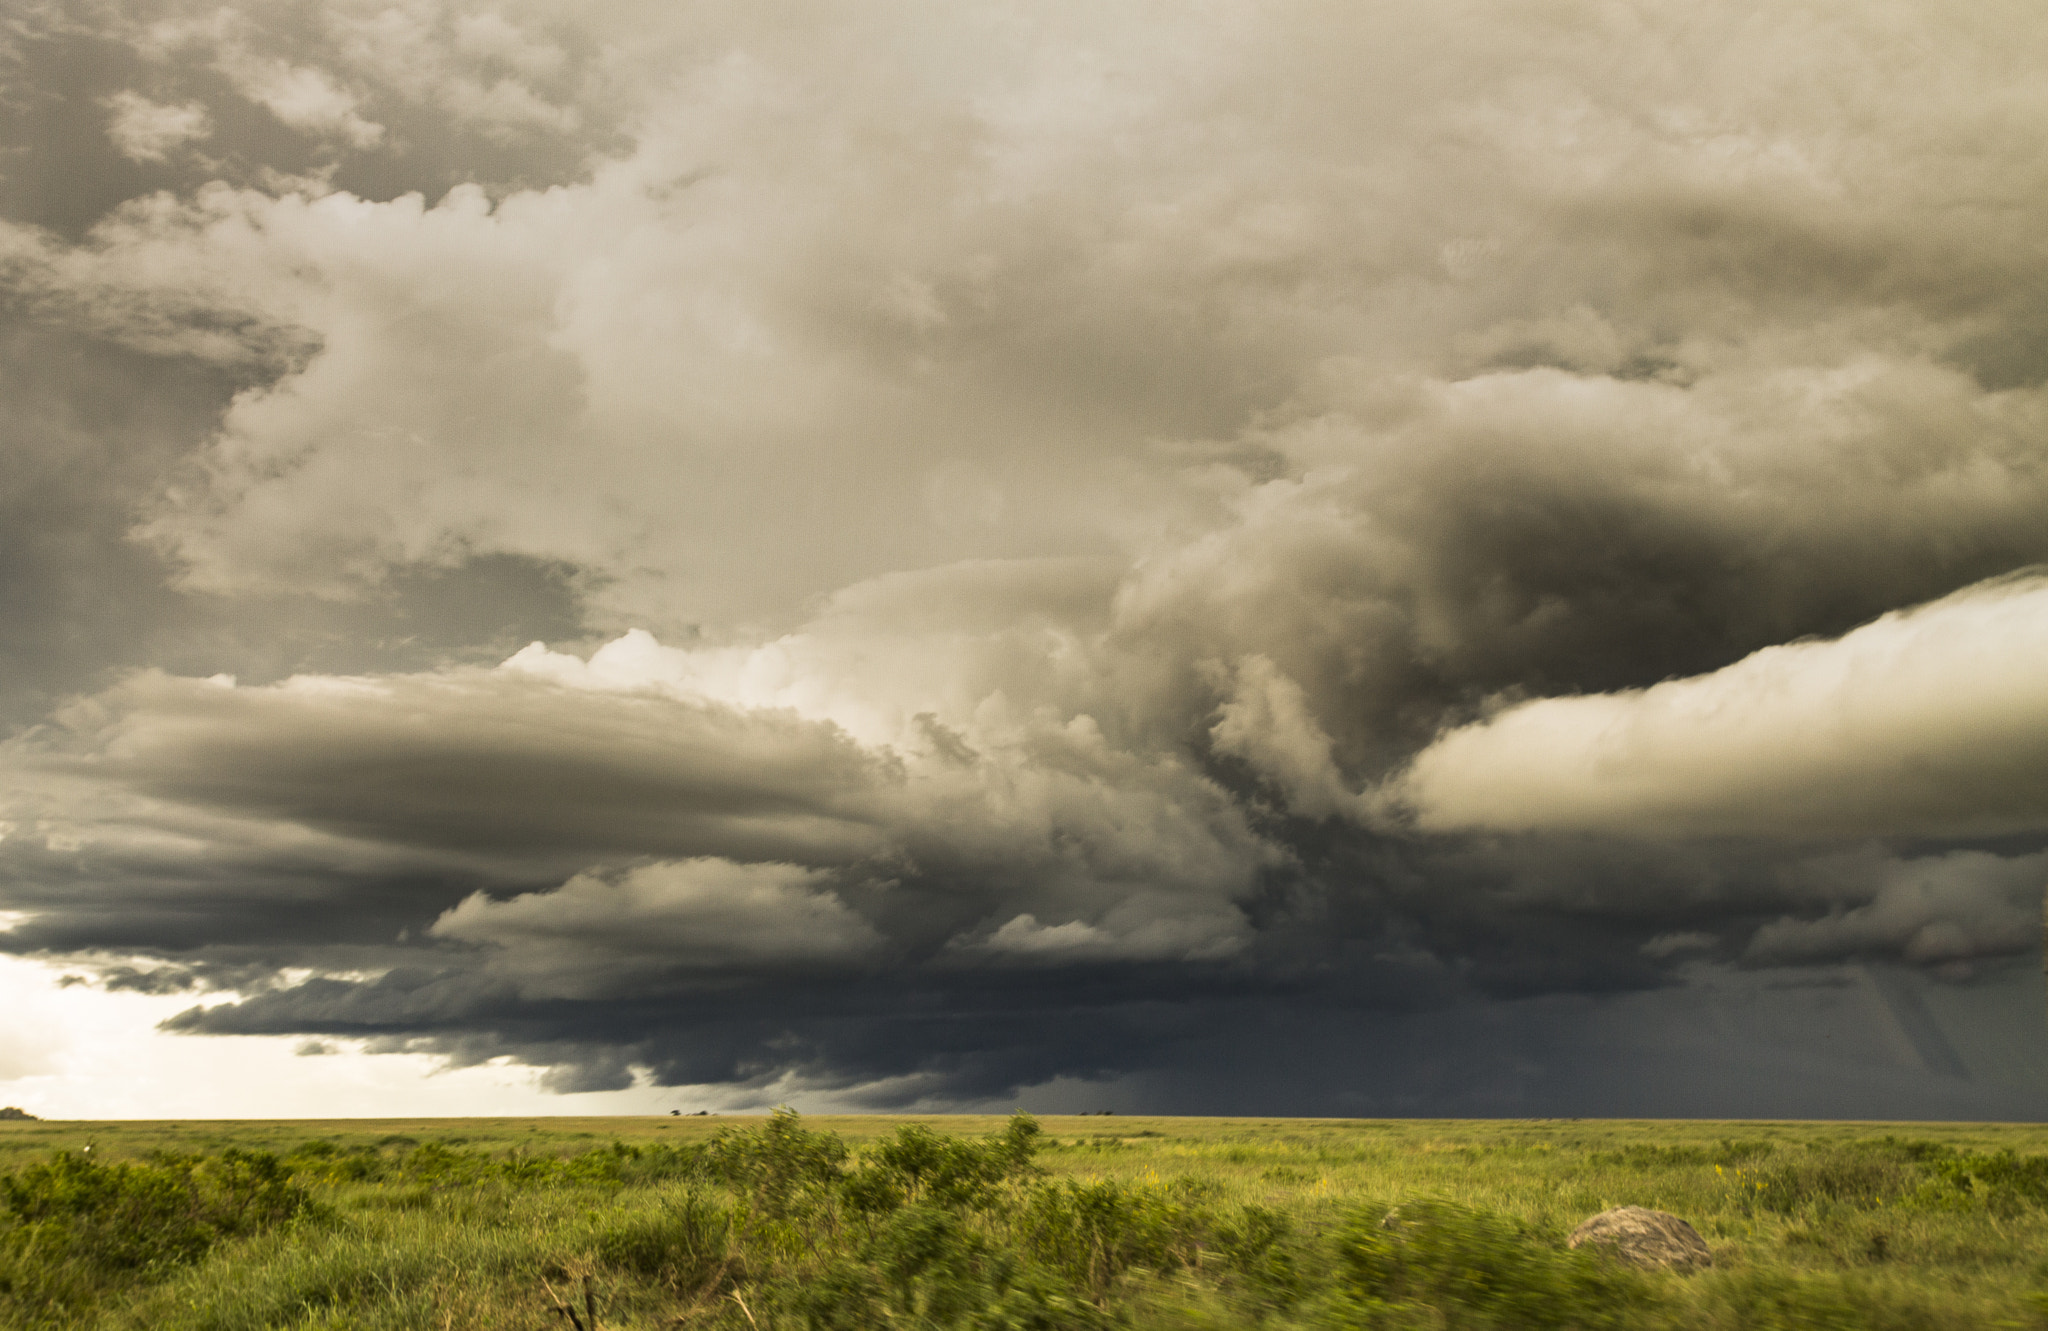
[{"xmin": 3, "ymin": 1114, "xmax": 2047, "ymax": 1328}]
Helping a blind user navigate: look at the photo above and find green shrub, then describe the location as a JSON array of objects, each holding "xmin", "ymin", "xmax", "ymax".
[
  {"xmin": 0, "ymin": 1148, "xmax": 317, "ymax": 1325},
  {"xmin": 789, "ymin": 1204, "xmax": 1104, "ymax": 1331},
  {"xmin": 1333, "ymin": 1200, "xmax": 1659, "ymax": 1330},
  {"xmin": 1211, "ymin": 1202, "xmax": 1305, "ymax": 1308},
  {"xmin": 1018, "ymin": 1178, "xmax": 1210, "ymax": 1302},
  {"xmin": 1, "ymin": 1148, "xmax": 313, "ymax": 1271},
  {"xmin": 594, "ymin": 1187, "xmax": 740, "ymax": 1295},
  {"xmin": 1689, "ymin": 1267, "xmax": 1952, "ymax": 1331},
  {"xmin": 285, "ymin": 1141, "xmax": 392, "ymax": 1185},
  {"xmin": 702, "ymin": 1108, "xmax": 850, "ymax": 1220},
  {"xmin": 1718, "ymin": 1137, "xmax": 2048, "ymax": 1220},
  {"xmin": 8, "ymin": 1121, "xmax": 2043, "ymax": 1330},
  {"xmin": 847, "ymin": 1114, "xmax": 1043, "ymax": 1213},
  {"xmin": 1913, "ymin": 1150, "xmax": 2048, "ymax": 1216},
  {"xmin": 1591, "ymin": 1139, "xmax": 1774, "ymax": 1170},
  {"xmin": 392, "ymin": 1141, "xmax": 496, "ymax": 1188}
]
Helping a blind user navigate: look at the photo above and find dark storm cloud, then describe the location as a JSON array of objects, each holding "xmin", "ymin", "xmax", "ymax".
[
  {"xmin": 1744, "ymin": 850, "xmax": 2048, "ymax": 970},
  {"xmin": 36, "ymin": 667, "xmax": 895, "ymax": 866},
  {"xmin": 16, "ymin": 636, "xmax": 2039, "ymax": 1105},
  {"xmin": 4, "ymin": 0, "xmax": 2048, "ymax": 1112}
]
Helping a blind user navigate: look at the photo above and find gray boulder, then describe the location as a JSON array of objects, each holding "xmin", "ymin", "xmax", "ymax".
[{"xmin": 1568, "ymin": 1206, "xmax": 1712, "ymax": 1271}]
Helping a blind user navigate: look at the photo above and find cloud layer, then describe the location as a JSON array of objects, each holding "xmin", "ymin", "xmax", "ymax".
[
  {"xmin": 2, "ymin": 0, "xmax": 2047, "ymax": 1111},
  {"xmin": 1391, "ymin": 573, "xmax": 2048, "ymax": 838}
]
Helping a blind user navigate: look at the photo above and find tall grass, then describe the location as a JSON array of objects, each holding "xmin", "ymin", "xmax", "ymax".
[{"xmin": 2, "ymin": 1115, "xmax": 2046, "ymax": 1328}]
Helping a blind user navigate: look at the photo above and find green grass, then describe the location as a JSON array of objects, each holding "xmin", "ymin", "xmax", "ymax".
[{"xmin": 4, "ymin": 1114, "xmax": 2047, "ymax": 1328}]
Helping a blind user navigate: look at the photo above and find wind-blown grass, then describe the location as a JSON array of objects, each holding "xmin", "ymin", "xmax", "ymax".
[{"xmin": 3, "ymin": 1114, "xmax": 2046, "ymax": 1328}]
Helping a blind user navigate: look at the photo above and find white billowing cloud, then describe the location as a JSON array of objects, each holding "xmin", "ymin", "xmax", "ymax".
[
  {"xmin": 498, "ymin": 556, "xmax": 1126, "ymax": 749},
  {"xmin": 111, "ymin": 78, "xmax": 1204, "ymax": 625},
  {"xmin": 20, "ymin": 6, "xmax": 2048, "ymax": 888},
  {"xmin": 431, "ymin": 858, "xmax": 883, "ymax": 998},
  {"xmin": 0, "ymin": 197, "xmax": 318, "ymax": 368},
  {"xmin": 451, "ymin": 11, "xmax": 566, "ymax": 79},
  {"xmin": 1388, "ymin": 573, "xmax": 2048, "ymax": 839},
  {"xmin": 967, "ymin": 900, "xmax": 1248, "ymax": 964},
  {"xmin": 329, "ymin": 4, "xmax": 580, "ymax": 136},
  {"xmin": 1112, "ymin": 355, "xmax": 2048, "ymax": 780},
  {"xmin": 1747, "ymin": 851, "xmax": 2048, "ymax": 967},
  {"xmin": 220, "ymin": 52, "xmax": 385, "ymax": 149},
  {"xmin": 133, "ymin": 2, "xmax": 582, "ymax": 144},
  {"xmin": 1208, "ymin": 655, "xmax": 1362, "ymax": 820},
  {"xmin": 62, "ymin": 0, "xmax": 2041, "ymax": 644},
  {"xmin": 101, "ymin": 91, "xmax": 213, "ymax": 161}
]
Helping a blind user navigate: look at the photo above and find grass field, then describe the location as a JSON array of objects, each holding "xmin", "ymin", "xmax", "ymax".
[{"xmin": 4, "ymin": 1113, "xmax": 2047, "ymax": 1328}]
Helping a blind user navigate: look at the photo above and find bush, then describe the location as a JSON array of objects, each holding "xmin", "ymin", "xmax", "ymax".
[
  {"xmin": 0, "ymin": 1148, "xmax": 316, "ymax": 1324},
  {"xmin": 1915, "ymin": 1150, "xmax": 2048, "ymax": 1216},
  {"xmin": 702, "ymin": 1108, "xmax": 850, "ymax": 1220},
  {"xmin": 594, "ymin": 1187, "xmax": 740, "ymax": 1295},
  {"xmin": 1730, "ymin": 1140, "xmax": 1972, "ymax": 1216},
  {"xmin": 790, "ymin": 1204, "xmax": 1105, "ymax": 1331},
  {"xmin": 1, "ymin": 1148, "xmax": 312, "ymax": 1272},
  {"xmin": 11, "ymin": 1123, "xmax": 2041, "ymax": 1329},
  {"xmin": 1212, "ymin": 1202, "xmax": 1305, "ymax": 1308},
  {"xmin": 1691, "ymin": 1268, "xmax": 1951, "ymax": 1331},
  {"xmin": 847, "ymin": 1114, "xmax": 1043, "ymax": 1213},
  {"xmin": 1334, "ymin": 1200, "xmax": 1658, "ymax": 1330},
  {"xmin": 284, "ymin": 1140, "xmax": 392, "ymax": 1185},
  {"xmin": 1018, "ymin": 1178, "xmax": 1211, "ymax": 1302},
  {"xmin": 1591, "ymin": 1139, "xmax": 1774, "ymax": 1169}
]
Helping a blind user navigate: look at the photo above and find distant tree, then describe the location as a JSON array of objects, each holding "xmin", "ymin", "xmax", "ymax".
[{"xmin": 0, "ymin": 1107, "xmax": 37, "ymax": 1120}]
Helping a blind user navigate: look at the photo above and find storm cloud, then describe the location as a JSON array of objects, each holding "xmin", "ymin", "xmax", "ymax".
[
  {"xmin": 3, "ymin": 0, "xmax": 2047, "ymax": 1116},
  {"xmin": 1388, "ymin": 573, "xmax": 2048, "ymax": 839}
]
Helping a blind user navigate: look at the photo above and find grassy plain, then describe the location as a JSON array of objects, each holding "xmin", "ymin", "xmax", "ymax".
[{"xmin": 4, "ymin": 1113, "xmax": 2047, "ymax": 1328}]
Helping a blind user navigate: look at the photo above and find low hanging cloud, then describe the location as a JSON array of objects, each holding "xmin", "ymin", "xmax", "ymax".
[
  {"xmin": 0, "ymin": 598, "xmax": 1279, "ymax": 991},
  {"xmin": 431, "ymin": 859, "xmax": 886, "ymax": 999},
  {"xmin": 10, "ymin": 610, "xmax": 2044, "ymax": 1104},
  {"xmin": 33, "ymin": 665, "xmax": 895, "ymax": 870},
  {"xmin": 1746, "ymin": 850, "xmax": 2048, "ymax": 969},
  {"xmin": 1388, "ymin": 573, "xmax": 2048, "ymax": 839},
  {"xmin": 960, "ymin": 899, "xmax": 1249, "ymax": 966}
]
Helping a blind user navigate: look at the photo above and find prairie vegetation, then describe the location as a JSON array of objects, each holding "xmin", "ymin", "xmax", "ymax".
[{"xmin": 3, "ymin": 1113, "xmax": 2047, "ymax": 1328}]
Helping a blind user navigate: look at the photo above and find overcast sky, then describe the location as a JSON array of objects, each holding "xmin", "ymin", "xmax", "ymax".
[{"xmin": 4, "ymin": 0, "xmax": 2048, "ymax": 1119}]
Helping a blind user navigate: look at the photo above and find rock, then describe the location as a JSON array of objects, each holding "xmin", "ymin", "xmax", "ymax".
[{"xmin": 1568, "ymin": 1206, "xmax": 1712, "ymax": 1271}]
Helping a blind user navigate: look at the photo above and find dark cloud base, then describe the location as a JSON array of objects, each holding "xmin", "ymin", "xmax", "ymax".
[
  {"xmin": 158, "ymin": 956, "xmax": 2048, "ymax": 1120},
  {"xmin": 110, "ymin": 822, "xmax": 2046, "ymax": 1114}
]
